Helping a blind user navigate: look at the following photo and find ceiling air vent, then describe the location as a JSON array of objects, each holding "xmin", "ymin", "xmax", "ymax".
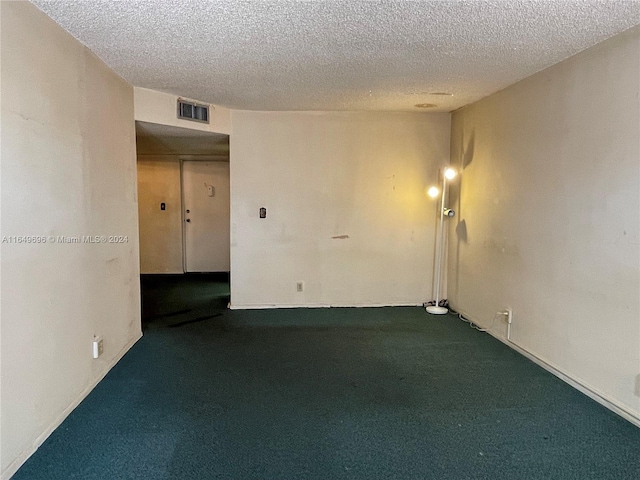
[{"xmin": 177, "ymin": 99, "xmax": 209, "ymax": 124}]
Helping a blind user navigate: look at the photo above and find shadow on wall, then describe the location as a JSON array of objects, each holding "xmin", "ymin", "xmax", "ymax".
[
  {"xmin": 462, "ymin": 131, "xmax": 475, "ymax": 170},
  {"xmin": 450, "ymin": 130, "xmax": 475, "ymax": 300}
]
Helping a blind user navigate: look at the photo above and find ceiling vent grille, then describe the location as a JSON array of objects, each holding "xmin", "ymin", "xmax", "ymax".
[{"xmin": 177, "ymin": 99, "xmax": 209, "ymax": 124}]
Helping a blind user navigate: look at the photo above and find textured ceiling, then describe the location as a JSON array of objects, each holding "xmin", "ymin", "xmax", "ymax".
[
  {"xmin": 136, "ymin": 121, "xmax": 230, "ymax": 156},
  {"xmin": 32, "ymin": 0, "xmax": 640, "ymax": 112}
]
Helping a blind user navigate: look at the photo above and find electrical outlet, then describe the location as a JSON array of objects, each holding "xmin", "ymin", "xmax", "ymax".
[
  {"xmin": 504, "ymin": 308, "xmax": 513, "ymax": 324},
  {"xmin": 92, "ymin": 336, "xmax": 103, "ymax": 359},
  {"xmin": 296, "ymin": 281, "xmax": 304, "ymax": 292}
]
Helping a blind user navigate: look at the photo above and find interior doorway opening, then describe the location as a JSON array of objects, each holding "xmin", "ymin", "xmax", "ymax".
[{"xmin": 135, "ymin": 121, "xmax": 230, "ymax": 329}]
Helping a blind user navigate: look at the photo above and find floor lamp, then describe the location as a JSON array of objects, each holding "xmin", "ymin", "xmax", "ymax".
[{"xmin": 426, "ymin": 167, "xmax": 457, "ymax": 315}]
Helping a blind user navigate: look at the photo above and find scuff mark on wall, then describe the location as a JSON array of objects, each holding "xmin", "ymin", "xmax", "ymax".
[
  {"xmin": 331, "ymin": 235, "xmax": 350, "ymax": 240},
  {"xmin": 106, "ymin": 257, "xmax": 122, "ymax": 277}
]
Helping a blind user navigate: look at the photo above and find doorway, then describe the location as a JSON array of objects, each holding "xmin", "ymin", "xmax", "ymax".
[
  {"xmin": 135, "ymin": 121, "xmax": 230, "ymax": 274},
  {"xmin": 135, "ymin": 121, "xmax": 231, "ymax": 328}
]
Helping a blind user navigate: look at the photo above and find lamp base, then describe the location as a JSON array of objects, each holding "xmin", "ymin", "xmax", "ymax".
[{"xmin": 426, "ymin": 305, "xmax": 448, "ymax": 315}]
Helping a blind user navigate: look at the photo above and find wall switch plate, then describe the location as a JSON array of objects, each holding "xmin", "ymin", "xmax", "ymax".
[{"xmin": 92, "ymin": 336, "xmax": 103, "ymax": 359}]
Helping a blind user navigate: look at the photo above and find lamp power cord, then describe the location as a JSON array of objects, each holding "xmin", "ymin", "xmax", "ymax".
[{"xmin": 448, "ymin": 308, "xmax": 506, "ymax": 333}]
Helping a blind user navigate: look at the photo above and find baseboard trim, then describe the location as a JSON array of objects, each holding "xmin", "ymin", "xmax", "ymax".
[
  {"xmin": 229, "ymin": 303, "xmax": 330, "ymax": 310},
  {"xmin": 451, "ymin": 305, "xmax": 640, "ymax": 428},
  {"xmin": 494, "ymin": 332, "xmax": 640, "ymax": 428},
  {"xmin": 1, "ymin": 332, "xmax": 143, "ymax": 480},
  {"xmin": 229, "ymin": 302, "xmax": 424, "ymax": 310}
]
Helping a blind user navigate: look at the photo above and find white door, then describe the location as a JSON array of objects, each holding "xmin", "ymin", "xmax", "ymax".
[{"xmin": 182, "ymin": 161, "xmax": 230, "ymax": 272}]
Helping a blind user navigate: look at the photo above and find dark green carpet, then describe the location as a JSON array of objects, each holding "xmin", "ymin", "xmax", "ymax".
[{"xmin": 14, "ymin": 274, "xmax": 640, "ymax": 479}]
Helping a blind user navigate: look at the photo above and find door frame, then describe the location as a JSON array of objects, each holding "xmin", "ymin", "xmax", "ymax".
[{"xmin": 179, "ymin": 158, "xmax": 187, "ymax": 272}]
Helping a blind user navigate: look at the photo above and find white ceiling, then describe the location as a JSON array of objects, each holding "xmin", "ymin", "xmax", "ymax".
[{"xmin": 32, "ymin": 0, "xmax": 640, "ymax": 112}]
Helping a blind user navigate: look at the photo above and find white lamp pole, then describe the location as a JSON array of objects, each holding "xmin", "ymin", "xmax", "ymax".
[{"xmin": 426, "ymin": 167, "xmax": 456, "ymax": 315}]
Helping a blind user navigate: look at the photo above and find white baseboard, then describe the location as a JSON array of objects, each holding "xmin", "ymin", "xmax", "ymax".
[
  {"xmin": 491, "ymin": 332, "xmax": 640, "ymax": 428},
  {"xmin": 229, "ymin": 302, "xmax": 423, "ymax": 310},
  {"xmin": 229, "ymin": 303, "xmax": 330, "ymax": 310},
  {"xmin": 1, "ymin": 332, "xmax": 143, "ymax": 480},
  {"xmin": 451, "ymin": 305, "xmax": 640, "ymax": 428}
]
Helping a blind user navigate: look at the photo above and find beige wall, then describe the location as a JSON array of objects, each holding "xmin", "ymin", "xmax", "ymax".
[
  {"xmin": 1, "ymin": 3, "xmax": 142, "ymax": 477},
  {"xmin": 230, "ymin": 111, "xmax": 451, "ymax": 308},
  {"xmin": 137, "ymin": 157, "xmax": 184, "ymax": 273},
  {"xmin": 448, "ymin": 26, "xmax": 640, "ymax": 422}
]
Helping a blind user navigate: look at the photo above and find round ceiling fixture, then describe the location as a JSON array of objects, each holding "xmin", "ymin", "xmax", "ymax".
[{"xmin": 414, "ymin": 103, "xmax": 437, "ymax": 108}]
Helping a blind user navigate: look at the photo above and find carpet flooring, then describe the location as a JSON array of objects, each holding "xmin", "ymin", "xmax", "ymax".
[{"xmin": 13, "ymin": 274, "xmax": 640, "ymax": 479}]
